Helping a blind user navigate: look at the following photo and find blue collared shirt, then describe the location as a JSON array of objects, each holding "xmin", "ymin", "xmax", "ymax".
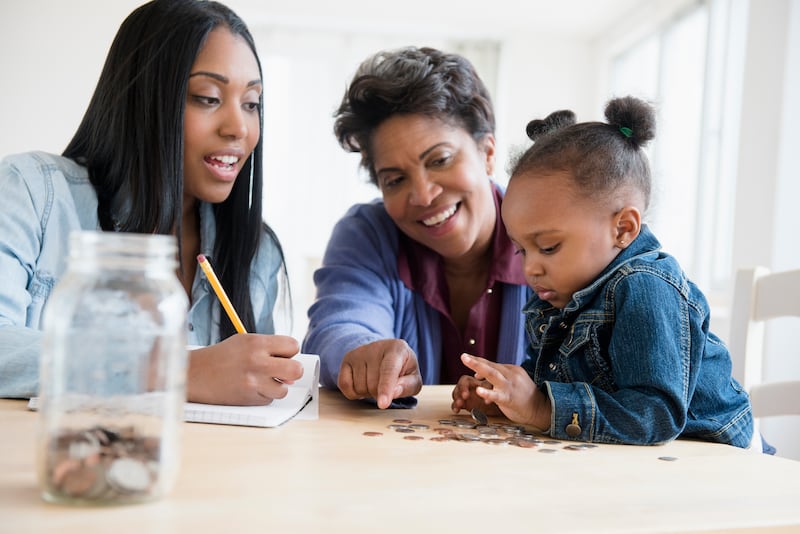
[{"xmin": 0, "ymin": 151, "xmax": 284, "ymax": 398}]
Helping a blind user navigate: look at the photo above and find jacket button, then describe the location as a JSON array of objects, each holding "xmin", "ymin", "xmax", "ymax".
[
  {"xmin": 566, "ymin": 413, "xmax": 581, "ymax": 437},
  {"xmin": 538, "ymin": 324, "xmax": 547, "ymax": 333},
  {"xmin": 548, "ymin": 363, "xmax": 556, "ymax": 370}
]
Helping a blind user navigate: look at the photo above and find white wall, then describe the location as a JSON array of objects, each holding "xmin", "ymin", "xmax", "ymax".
[{"xmin": 0, "ymin": 1, "xmax": 143, "ymax": 155}]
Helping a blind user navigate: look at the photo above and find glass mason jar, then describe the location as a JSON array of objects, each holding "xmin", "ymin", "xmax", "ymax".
[{"xmin": 37, "ymin": 231, "xmax": 188, "ymax": 505}]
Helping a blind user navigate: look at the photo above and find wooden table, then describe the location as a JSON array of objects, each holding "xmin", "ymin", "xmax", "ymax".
[{"xmin": 2, "ymin": 386, "xmax": 799, "ymax": 533}]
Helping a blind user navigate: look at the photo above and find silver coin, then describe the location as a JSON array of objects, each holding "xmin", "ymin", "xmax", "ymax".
[
  {"xmin": 471, "ymin": 408, "xmax": 489, "ymax": 426},
  {"xmin": 106, "ymin": 457, "xmax": 152, "ymax": 494},
  {"xmin": 658, "ymin": 456, "xmax": 679, "ymax": 462},
  {"xmin": 455, "ymin": 421, "xmax": 477, "ymax": 429},
  {"xmin": 538, "ymin": 448, "xmax": 558, "ymax": 454}
]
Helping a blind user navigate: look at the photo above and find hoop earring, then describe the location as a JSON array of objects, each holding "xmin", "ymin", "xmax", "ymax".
[{"xmin": 248, "ymin": 153, "xmax": 255, "ymax": 209}]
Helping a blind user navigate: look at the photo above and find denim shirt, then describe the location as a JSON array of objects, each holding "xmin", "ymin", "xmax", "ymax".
[
  {"xmin": 521, "ymin": 225, "xmax": 753, "ymax": 448},
  {"xmin": 0, "ymin": 151, "xmax": 284, "ymax": 398}
]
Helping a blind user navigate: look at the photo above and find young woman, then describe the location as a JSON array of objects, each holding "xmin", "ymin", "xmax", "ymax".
[{"xmin": 0, "ymin": 0, "xmax": 301, "ymax": 405}]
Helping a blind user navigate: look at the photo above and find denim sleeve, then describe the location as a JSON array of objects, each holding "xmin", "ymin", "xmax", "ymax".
[
  {"xmin": 301, "ymin": 204, "xmax": 401, "ymax": 389},
  {"xmin": 0, "ymin": 157, "xmax": 47, "ymax": 397},
  {"xmin": 544, "ymin": 272, "xmax": 691, "ymax": 444}
]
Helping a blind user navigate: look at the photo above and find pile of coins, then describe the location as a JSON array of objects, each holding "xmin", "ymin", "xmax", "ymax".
[
  {"xmin": 42, "ymin": 425, "xmax": 161, "ymax": 503},
  {"xmin": 362, "ymin": 409, "xmax": 600, "ymax": 454}
]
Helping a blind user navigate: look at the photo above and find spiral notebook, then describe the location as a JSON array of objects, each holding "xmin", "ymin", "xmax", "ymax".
[
  {"xmin": 184, "ymin": 353, "xmax": 320, "ymax": 427},
  {"xmin": 28, "ymin": 353, "xmax": 320, "ymax": 428}
]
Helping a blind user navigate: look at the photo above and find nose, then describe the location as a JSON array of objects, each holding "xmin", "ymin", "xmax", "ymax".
[
  {"xmin": 524, "ymin": 254, "xmax": 544, "ymax": 279},
  {"xmin": 219, "ymin": 104, "xmax": 248, "ymax": 140},
  {"xmin": 408, "ymin": 174, "xmax": 442, "ymax": 207}
]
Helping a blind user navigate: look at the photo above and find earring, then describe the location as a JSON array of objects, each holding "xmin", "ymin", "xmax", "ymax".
[{"xmin": 618, "ymin": 239, "xmax": 626, "ymax": 247}]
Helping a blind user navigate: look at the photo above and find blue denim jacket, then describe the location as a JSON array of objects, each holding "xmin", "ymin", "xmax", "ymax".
[
  {"xmin": 0, "ymin": 151, "xmax": 284, "ymax": 398},
  {"xmin": 521, "ymin": 226, "xmax": 753, "ymax": 448}
]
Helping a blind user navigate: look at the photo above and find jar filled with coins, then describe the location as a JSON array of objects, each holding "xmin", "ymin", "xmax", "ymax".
[{"xmin": 37, "ymin": 231, "xmax": 188, "ymax": 505}]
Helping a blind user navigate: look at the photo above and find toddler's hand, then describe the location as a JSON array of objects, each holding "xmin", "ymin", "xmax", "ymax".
[
  {"xmin": 451, "ymin": 374, "xmax": 500, "ymax": 415},
  {"xmin": 459, "ymin": 353, "xmax": 550, "ymax": 429}
]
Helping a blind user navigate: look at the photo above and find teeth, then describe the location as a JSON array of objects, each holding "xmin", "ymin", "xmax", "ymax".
[
  {"xmin": 211, "ymin": 155, "xmax": 239, "ymax": 165},
  {"xmin": 422, "ymin": 204, "xmax": 457, "ymax": 227}
]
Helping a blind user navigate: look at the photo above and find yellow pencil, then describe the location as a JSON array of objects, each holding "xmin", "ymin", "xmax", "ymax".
[{"xmin": 197, "ymin": 254, "xmax": 247, "ymax": 334}]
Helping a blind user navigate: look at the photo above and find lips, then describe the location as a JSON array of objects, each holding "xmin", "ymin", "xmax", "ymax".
[
  {"xmin": 204, "ymin": 154, "xmax": 240, "ymax": 171},
  {"xmin": 420, "ymin": 203, "xmax": 458, "ymax": 227},
  {"xmin": 533, "ymin": 285, "xmax": 557, "ymax": 302}
]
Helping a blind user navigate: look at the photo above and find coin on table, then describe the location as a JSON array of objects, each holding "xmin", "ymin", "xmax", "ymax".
[
  {"xmin": 403, "ymin": 435, "xmax": 425, "ymax": 441},
  {"xmin": 538, "ymin": 448, "xmax": 558, "ymax": 454},
  {"xmin": 363, "ymin": 431, "xmax": 383, "ymax": 437},
  {"xmin": 471, "ymin": 408, "xmax": 489, "ymax": 426},
  {"xmin": 392, "ymin": 418, "xmax": 412, "ymax": 424},
  {"xmin": 658, "ymin": 456, "xmax": 679, "ymax": 462}
]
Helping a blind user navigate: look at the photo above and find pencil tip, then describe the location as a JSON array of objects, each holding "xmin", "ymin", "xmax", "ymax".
[{"xmin": 197, "ymin": 254, "xmax": 206, "ymax": 263}]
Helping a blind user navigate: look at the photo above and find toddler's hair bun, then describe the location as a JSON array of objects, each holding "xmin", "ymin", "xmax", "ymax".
[
  {"xmin": 525, "ymin": 109, "xmax": 576, "ymax": 141},
  {"xmin": 605, "ymin": 96, "xmax": 656, "ymax": 147}
]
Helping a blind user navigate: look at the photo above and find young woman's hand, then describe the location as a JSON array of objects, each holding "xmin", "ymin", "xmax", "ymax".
[
  {"xmin": 186, "ymin": 334, "xmax": 302, "ymax": 405},
  {"xmin": 337, "ymin": 339, "xmax": 423, "ymax": 409},
  {"xmin": 453, "ymin": 353, "xmax": 551, "ymax": 430}
]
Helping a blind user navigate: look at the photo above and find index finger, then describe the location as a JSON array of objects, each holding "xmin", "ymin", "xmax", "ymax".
[
  {"xmin": 461, "ymin": 353, "xmax": 503, "ymax": 383},
  {"xmin": 375, "ymin": 355, "xmax": 404, "ymax": 409}
]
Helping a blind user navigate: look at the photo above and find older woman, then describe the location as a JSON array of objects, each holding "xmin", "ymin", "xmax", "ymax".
[{"xmin": 303, "ymin": 47, "xmax": 531, "ymax": 408}]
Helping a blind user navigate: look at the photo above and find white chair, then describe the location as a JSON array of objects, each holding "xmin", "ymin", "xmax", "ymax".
[{"xmin": 728, "ymin": 266, "xmax": 800, "ymax": 452}]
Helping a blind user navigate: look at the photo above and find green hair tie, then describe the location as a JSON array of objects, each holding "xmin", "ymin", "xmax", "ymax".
[{"xmin": 619, "ymin": 126, "xmax": 633, "ymax": 138}]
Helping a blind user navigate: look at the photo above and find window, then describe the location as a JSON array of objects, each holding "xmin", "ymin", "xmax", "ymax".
[{"xmin": 609, "ymin": 0, "xmax": 747, "ymax": 295}]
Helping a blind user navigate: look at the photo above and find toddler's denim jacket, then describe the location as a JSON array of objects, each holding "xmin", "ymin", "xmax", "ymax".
[{"xmin": 521, "ymin": 226, "xmax": 753, "ymax": 447}]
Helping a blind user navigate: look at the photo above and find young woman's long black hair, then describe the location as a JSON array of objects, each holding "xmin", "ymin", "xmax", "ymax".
[{"xmin": 63, "ymin": 0, "xmax": 288, "ymax": 339}]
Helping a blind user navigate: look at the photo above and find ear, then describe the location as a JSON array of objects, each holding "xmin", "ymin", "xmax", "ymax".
[
  {"xmin": 613, "ymin": 206, "xmax": 641, "ymax": 249},
  {"xmin": 480, "ymin": 134, "xmax": 496, "ymax": 177}
]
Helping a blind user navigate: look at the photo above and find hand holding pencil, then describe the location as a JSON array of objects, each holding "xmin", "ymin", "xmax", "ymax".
[{"xmin": 191, "ymin": 254, "xmax": 302, "ymax": 405}]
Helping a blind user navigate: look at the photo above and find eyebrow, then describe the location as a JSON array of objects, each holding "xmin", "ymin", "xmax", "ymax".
[
  {"xmin": 527, "ymin": 229, "xmax": 560, "ymax": 241},
  {"xmin": 376, "ymin": 142, "xmax": 450, "ymax": 176},
  {"xmin": 189, "ymin": 71, "xmax": 261, "ymax": 87}
]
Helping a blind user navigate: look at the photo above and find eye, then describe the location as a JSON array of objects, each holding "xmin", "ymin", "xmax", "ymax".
[
  {"xmin": 514, "ymin": 247, "xmax": 526, "ymax": 257},
  {"xmin": 428, "ymin": 153, "xmax": 453, "ymax": 168},
  {"xmin": 539, "ymin": 244, "xmax": 560, "ymax": 255},
  {"xmin": 243, "ymin": 101, "xmax": 260, "ymax": 112},
  {"xmin": 380, "ymin": 175, "xmax": 404, "ymax": 190},
  {"xmin": 191, "ymin": 95, "xmax": 220, "ymax": 106}
]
